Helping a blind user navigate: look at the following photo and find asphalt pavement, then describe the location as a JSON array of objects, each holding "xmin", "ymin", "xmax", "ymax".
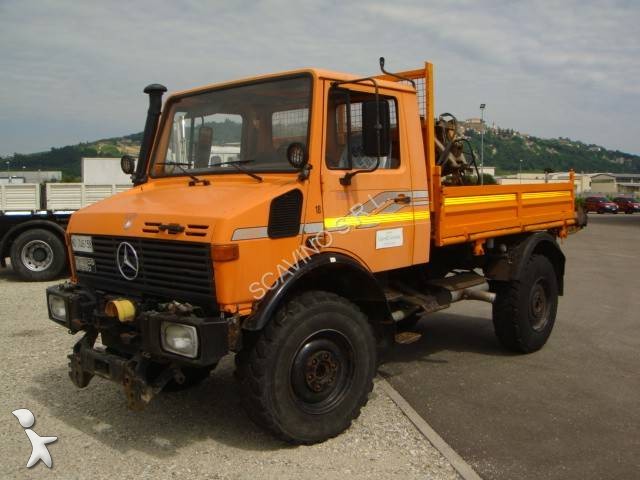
[{"xmin": 381, "ymin": 214, "xmax": 640, "ymax": 479}]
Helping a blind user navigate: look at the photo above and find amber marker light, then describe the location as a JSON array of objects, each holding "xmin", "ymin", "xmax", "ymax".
[{"xmin": 211, "ymin": 243, "xmax": 239, "ymax": 262}]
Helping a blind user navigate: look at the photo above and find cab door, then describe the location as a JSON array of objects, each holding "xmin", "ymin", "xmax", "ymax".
[{"xmin": 320, "ymin": 81, "xmax": 417, "ymax": 273}]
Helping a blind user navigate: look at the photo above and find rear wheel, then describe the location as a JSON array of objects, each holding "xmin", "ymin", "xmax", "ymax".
[
  {"xmin": 492, "ymin": 255, "xmax": 558, "ymax": 353},
  {"xmin": 10, "ymin": 228, "xmax": 66, "ymax": 281},
  {"xmin": 236, "ymin": 290, "xmax": 377, "ymax": 444}
]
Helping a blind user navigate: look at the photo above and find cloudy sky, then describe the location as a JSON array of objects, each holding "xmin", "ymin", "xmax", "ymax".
[{"xmin": 1, "ymin": 0, "xmax": 639, "ymax": 156}]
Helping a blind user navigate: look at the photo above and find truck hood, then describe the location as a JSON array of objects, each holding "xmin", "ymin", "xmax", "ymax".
[{"xmin": 68, "ymin": 176, "xmax": 301, "ymax": 243}]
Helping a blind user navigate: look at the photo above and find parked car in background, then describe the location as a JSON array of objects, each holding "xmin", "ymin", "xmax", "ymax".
[
  {"xmin": 613, "ymin": 196, "xmax": 640, "ymax": 214},
  {"xmin": 584, "ymin": 196, "xmax": 619, "ymax": 214}
]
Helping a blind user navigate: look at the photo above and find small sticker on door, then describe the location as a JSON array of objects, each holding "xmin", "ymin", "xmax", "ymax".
[{"xmin": 376, "ymin": 227, "xmax": 403, "ymax": 249}]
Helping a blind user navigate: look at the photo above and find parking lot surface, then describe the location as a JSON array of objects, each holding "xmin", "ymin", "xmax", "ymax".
[
  {"xmin": 381, "ymin": 214, "xmax": 640, "ymax": 479},
  {"xmin": 0, "ymin": 268, "xmax": 459, "ymax": 480}
]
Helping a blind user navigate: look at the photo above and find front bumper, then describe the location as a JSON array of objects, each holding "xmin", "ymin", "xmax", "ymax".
[
  {"xmin": 67, "ymin": 332, "xmax": 179, "ymax": 410},
  {"xmin": 46, "ymin": 282, "xmax": 231, "ymax": 407}
]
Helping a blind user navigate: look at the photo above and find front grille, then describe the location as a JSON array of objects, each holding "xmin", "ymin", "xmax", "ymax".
[{"xmin": 76, "ymin": 236, "xmax": 215, "ymax": 307}]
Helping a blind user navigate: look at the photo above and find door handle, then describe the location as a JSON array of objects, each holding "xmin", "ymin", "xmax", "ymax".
[{"xmin": 394, "ymin": 194, "xmax": 411, "ymax": 204}]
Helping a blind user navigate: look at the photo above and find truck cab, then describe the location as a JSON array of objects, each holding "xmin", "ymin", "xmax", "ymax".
[{"xmin": 46, "ymin": 62, "xmax": 580, "ymax": 444}]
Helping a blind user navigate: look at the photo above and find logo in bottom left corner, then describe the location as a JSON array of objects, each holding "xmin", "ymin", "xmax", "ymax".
[{"xmin": 12, "ymin": 408, "xmax": 58, "ymax": 468}]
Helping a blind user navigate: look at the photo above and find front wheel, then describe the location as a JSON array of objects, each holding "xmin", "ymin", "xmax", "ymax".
[
  {"xmin": 10, "ymin": 228, "xmax": 66, "ymax": 281},
  {"xmin": 236, "ymin": 290, "xmax": 377, "ymax": 444},
  {"xmin": 492, "ymin": 255, "xmax": 558, "ymax": 353}
]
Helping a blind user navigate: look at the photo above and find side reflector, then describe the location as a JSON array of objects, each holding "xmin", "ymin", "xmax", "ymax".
[{"xmin": 211, "ymin": 243, "xmax": 239, "ymax": 262}]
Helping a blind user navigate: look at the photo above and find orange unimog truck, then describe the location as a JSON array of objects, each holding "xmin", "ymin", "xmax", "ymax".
[{"xmin": 46, "ymin": 59, "xmax": 581, "ymax": 444}]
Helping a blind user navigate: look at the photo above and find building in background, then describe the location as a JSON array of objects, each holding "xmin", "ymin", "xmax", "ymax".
[
  {"xmin": 497, "ymin": 171, "xmax": 591, "ymax": 194},
  {"xmin": 462, "ymin": 118, "xmax": 484, "ymax": 133},
  {"xmin": 479, "ymin": 166, "xmax": 495, "ymax": 177},
  {"xmin": 0, "ymin": 170, "xmax": 62, "ymax": 184},
  {"xmin": 589, "ymin": 173, "xmax": 640, "ymax": 195},
  {"xmin": 82, "ymin": 157, "xmax": 134, "ymax": 185}
]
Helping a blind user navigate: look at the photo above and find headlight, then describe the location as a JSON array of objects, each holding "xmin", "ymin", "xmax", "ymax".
[
  {"xmin": 48, "ymin": 294, "xmax": 67, "ymax": 321},
  {"xmin": 161, "ymin": 322, "xmax": 199, "ymax": 358}
]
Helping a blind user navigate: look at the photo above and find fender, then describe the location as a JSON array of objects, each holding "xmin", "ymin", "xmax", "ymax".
[
  {"xmin": 0, "ymin": 219, "xmax": 67, "ymax": 267},
  {"xmin": 487, "ymin": 232, "xmax": 565, "ymax": 295},
  {"xmin": 243, "ymin": 252, "xmax": 391, "ymax": 331}
]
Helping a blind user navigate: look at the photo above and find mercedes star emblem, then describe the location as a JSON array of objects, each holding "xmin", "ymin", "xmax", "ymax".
[{"xmin": 116, "ymin": 242, "xmax": 139, "ymax": 280}]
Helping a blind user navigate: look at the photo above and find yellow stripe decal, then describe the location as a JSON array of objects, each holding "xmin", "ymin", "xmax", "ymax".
[
  {"xmin": 444, "ymin": 191, "xmax": 572, "ymax": 206},
  {"xmin": 522, "ymin": 191, "xmax": 572, "ymax": 200},
  {"xmin": 444, "ymin": 194, "xmax": 517, "ymax": 206},
  {"xmin": 324, "ymin": 210, "xmax": 430, "ymax": 229}
]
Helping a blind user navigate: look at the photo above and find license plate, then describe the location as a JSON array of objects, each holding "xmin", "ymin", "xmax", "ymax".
[
  {"xmin": 75, "ymin": 256, "xmax": 96, "ymax": 273},
  {"xmin": 71, "ymin": 235, "xmax": 93, "ymax": 253}
]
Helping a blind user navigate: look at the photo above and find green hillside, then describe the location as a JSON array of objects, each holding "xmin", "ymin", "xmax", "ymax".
[
  {"xmin": 2, "ymin": 132, "xmax": 143, "ymax": 180},
  {"xmin": 2, "ymin": 125, "xmax": 639, "ymax": 179},
  {"xmin": 465, "ymin": 128, "xmax": 640, "ymax": 175}
]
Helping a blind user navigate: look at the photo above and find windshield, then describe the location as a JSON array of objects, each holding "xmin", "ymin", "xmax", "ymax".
[{"xmin": 152, "ymin": 75, "xmax": 312, "ymax": 177}]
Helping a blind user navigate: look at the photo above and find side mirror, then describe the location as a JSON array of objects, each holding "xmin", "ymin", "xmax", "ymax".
[
  {"xmin": 121, "ymin": 155, "xmax": 136, "ymax": 175},
  {"xmin": 195, "ymin": 126, "xmax": 213, "ymax": 168},
  {"xmin": 362, "ymin": 100, "xmax": 391, "ymax": 157}
]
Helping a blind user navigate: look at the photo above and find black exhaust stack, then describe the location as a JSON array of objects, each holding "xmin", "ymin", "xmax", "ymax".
[{"xmin": 133, "ymin": 83, "xmax": 167, "ymax": 186}]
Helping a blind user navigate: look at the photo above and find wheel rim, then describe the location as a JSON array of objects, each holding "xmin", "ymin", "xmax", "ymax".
[
  {"xmin": 290, "ymin": 329, "xmax": 354, "ymax": 415},
  {"xmin": 20, "ymin": 240, "xmax": 54, "ymax": 272},
  {"xmin": 529, "ymin": 279, "xmax": 551, "ymax": 331}
]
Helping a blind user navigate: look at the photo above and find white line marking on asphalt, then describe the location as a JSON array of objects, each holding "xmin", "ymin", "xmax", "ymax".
[{"xmin": 378, "ymin": 378, "xmax": 484, "ymax": 480}]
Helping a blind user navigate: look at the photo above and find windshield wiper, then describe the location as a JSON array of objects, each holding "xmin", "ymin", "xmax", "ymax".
[
  {"xmin": 208, "ymin": 159, "xmax": 255, "ymax": 167},
  {"xmin": 209, "ymin": 159, "xmax": 262, "ymax": 182},
  {"xmin": 156, "ymin": 162, "xmax": 210, "ymax": 186}
]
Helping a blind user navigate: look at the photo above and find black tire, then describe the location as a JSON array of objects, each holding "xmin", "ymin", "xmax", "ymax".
[
  {"xmin": 236, "ymin": 290, "xmax": 377, "ymax": 444},
  {"xmin": 10, "ymin": 228, "xmax": 66, "ymax": 281},
  {"xmin": 492, "ymin": 255, "xmax": 558, "ymax": 353}
]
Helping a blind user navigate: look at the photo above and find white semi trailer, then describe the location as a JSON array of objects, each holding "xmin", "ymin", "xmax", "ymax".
[{"xmin": 0, "ymin": 182, "xmax": 129, "ymax": 280}]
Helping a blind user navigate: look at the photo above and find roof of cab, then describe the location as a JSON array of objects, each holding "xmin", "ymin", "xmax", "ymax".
[{"xmin": 169, "ymin": 68, "xmax": 416, "ymax": 98}]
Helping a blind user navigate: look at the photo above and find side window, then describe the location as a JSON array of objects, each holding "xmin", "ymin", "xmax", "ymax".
[{"xmin": 326, "ymin": 89, "xmax": 400, "ymax": 170}]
